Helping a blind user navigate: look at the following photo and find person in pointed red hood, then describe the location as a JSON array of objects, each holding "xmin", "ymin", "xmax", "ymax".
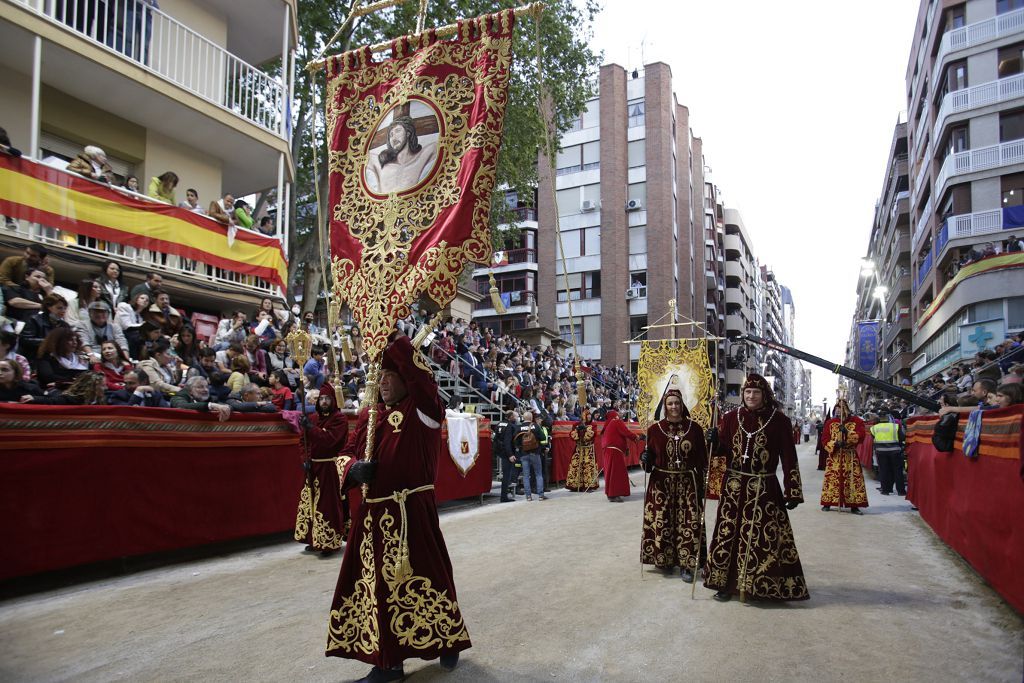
[
  {"xmin": 602, "ymin": 409, "xmax": 642, "ymax": 503},
  {"xmin": 819, "ymin": 398, "xmax": 868, "ymax": 514},
  {"xmin": 703, "ymin": 372, "xmax": 808, "ymax": 602},
  {"xmin": 294, "ymin": 381, "xmax": 350, "ymax": 555}
]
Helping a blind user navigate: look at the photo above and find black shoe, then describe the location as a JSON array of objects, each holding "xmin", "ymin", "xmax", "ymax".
[
  {"xmin": 713, "ymin": 590, "xmax": 732, "ymax": 602},
  {"xmin": 850, "ymin": 507, "xmax": 863, "ymax": 515},
  {"xmin": 539, "ymin": 495, "xmax": 549, "ymax": 500},
  {"xmin": 354, "ymin": 665, "xmax": 405, "ymax": 683},
  {"xmin": 880, "ymin": 492, "xmax": 891, "ymax": 496},
  {"xmin": 439, "ymin": 653, "xmax": 460, "ymax": 671},
  {"xmin": 660, "ymin": 566, "xmax": 675, "ymax": 576},
  {"xmin": 499, "ymin": 498, "xmax": 514, "ymax": 503},
  {"xmin": 821, "ymin": 506, "xmax": 831, "ymax": 511},
  {"xmin": 897, "ymin": 492, "xmax": 907, "ymax": 497},
  {"xmin": 680, "ymin": 569, "xmax": 695, "ymax": 583}
]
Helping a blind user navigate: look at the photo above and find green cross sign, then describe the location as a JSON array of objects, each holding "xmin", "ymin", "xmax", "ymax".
[{"xmin": 968, "ymin": 325, "xmax": 994, "ymax": 352}]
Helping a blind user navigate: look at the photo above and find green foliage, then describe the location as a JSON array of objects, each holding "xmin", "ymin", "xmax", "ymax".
[{"xmin": 282, "ymin": 0, "xmax": 600, "ymax": 301}]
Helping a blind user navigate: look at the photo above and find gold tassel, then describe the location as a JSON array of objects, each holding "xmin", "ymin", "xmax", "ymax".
[
  {"xmin": 575, "ymin": 362, "xmax": 587, "ymax": 409},
  {"xmin": 489, "ymin": 272, "xmax": 507, "ymax": 314},
  {"xmin": 341, "ymin": 335, "xmax": 352, "ymax": 363}
]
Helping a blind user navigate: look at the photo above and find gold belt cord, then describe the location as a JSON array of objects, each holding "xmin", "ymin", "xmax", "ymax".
[{"xmin": 365, "ymin": 484, "xmax": 435, "ymax": 581}]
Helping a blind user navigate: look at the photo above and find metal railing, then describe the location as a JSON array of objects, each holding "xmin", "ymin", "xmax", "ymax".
[
  {"xmin": 930, "ymin": 7, "xmax": 1024, "ymax": 96},
  {"xmin": 16, "ymin": 0, "xmax": 287, "ymax": 138},
  {"xmin": 935, "ymin": 209, "xmax": 1004, "ymax": 262},
  {"xmin": 915, "ymin": 249, "xmax": 933, "ymax": 291},
  {"xmin": 913, "ymin": 194, "xmax": 933, "ymax": 251},
  {"xmin": 473, "ymin": 289, "xmax": 536, "ymax": 311},
  {"xmin": 934, "ymin": 73, "xmax": 1024, "ymax": 139},
  {"xmin": 6, "ymin": 208, "xmax": 278, "ymax": 297},
  {"xmin": 935, "ymin": 137, "xmax": 1024, "ymax": 199}
]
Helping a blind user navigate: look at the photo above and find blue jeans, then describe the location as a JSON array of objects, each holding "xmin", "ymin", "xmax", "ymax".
[{"xmin": 520, "ymin": 452, "xmax": 544, "ymax": 497}]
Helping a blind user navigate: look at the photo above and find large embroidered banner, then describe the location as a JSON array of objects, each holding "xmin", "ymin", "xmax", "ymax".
[
  {"xmin": 325, "ymin": 10, "xmax": 515, "ymax": 359},
  {"xmin": 636, "ymin": 340, "xmax": 715, "ymax": 433},
  {"xmin": 0, "ymin": 155, "xmax": 289, "ymax": 291}
]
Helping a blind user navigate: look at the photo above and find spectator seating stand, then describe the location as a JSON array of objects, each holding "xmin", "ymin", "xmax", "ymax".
[{"xmin": 0, "ymin": 405, "xmax": 491, "ymax": 581}]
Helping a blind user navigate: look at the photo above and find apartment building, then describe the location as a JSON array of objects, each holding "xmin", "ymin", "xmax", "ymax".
[
  {"xmin": 0, "ymin": 0, "xmax": 295, "ymax": 312},
  {"xmin": 847, "ymin": 120, "xmax": 912, "ymax": 411},
  {"xmin": 906, "ymin": 0, "xmax": 1024, "ymax": 382},
  {"xmin": 722, "ymin": 207, "xmax": 763, "ymax": 401},
  {"xmin": 534, "ymin": 62, "xmax": 707, "ymax": 369},
  {"xmin": 704, "ymin": 173, "xmax": 727, "ymax": 395}
]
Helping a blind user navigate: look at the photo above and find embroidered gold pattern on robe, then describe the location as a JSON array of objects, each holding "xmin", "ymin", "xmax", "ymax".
[
  {"xmin": 327, "ymin": 507, "xmax": 469, "ymax": 655},
  {"xmin": 327, "ymin": 511, "xmax": 381, "ymax": 654},
  {"xmin": 294, "ymin": 478, "xmax": 344, "ymax": 550},
  {"xmin": 566, "ymin": 425, "xmax": 598, "ymax": 491},
  {"xmin": 821, "ymin": 421, "xmax": 868, "ymax": 507},
  {"xmin": 705, "ymin": 422, "xmax": 808, "ymax": 600}
]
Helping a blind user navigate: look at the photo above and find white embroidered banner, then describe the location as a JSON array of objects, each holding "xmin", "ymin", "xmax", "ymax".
[{"xmin": 445, "ymin": 410, "xmax": 479, "ymax": 476}]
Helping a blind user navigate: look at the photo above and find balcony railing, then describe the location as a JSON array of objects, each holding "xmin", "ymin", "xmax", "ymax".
[
  {"xmin": 936, "ymin": 209, "xmax": 1004, "ymax": 261},
  {"xmin": 913, "ymin": 195, "xmax": 933, "ymax": 251},
  {"xmin": 15, "ymin": 0, "xmax": 287, "ymax": 138},
  {"xmin": 473, "ymin": 289, "xmax": 536, "ymax": 311},
  {"xmin": 931, "ymin": 7, "xmax": 1024, "ymax": 93},
  {"xmin": 915, "ymin": 249, "xmax": 933, "ymax": 292},
  {"xmin": 511, "ymin": 206, "xmax": 537, "ymax": 222},
  {"xmin": 912, "ymin": 100, "xmax": 930, "ymax": 163},
  {"xmin": 912, "ymin": 154, "xmax": 930, "ymax": 202},
  {"xmin": 934, "ymin": 73, "xmax": 1024, "ymax": 138},
  {"xmin": 935, "ymin": 137, "xmax": 1024, "ymax": 199}
]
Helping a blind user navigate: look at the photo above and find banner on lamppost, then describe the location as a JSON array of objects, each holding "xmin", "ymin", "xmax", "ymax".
[{"xmin": 856, "ymin": 321, "xmax": 880, "ymax": 372}]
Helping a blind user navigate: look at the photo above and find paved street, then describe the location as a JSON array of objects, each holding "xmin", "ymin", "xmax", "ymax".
[{"xmin": 1, "ymin": 442, "xmax": 1021, "ymax": 682}]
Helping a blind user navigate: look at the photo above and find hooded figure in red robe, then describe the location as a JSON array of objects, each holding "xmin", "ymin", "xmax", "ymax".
[
  {"xmin": 326, "ymin": 336, "xmax": 469, "ymax": 683},
  {"xmin": 294, "ymin": 382, "xmax": 350, "ymax": 554},
  {"xmin": 602, "ymin": 409, "xmax": 641, "ymax": 502},
  {"xmin": 704, "ymin": 373, "xmax": 808, "ymax": 602},
  {"xmin": 640, "ymin": 377, "xmax": 707, "ymax": 582}
]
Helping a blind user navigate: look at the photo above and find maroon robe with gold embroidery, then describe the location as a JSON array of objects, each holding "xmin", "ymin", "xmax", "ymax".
[
  {"xmin": 820, "ymin": 416, "xmax": 869, "ymax": 508},
  {"xmin": 641, "ymin": 418, "xmax": 707, "ymax": 570},
  {"xmin": 325, "ymin": 337, "xmax": 471, "ymax": 668},
  {"xmin": 294, "ymin": 391, "xmax": 350, "ymax": 552},
  {"xmin": 704, "ymin": 406, "xmax": 809, "ymax": 601}
]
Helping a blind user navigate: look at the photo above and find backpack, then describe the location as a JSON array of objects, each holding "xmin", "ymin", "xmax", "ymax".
[
  {"xmin": 515, "ymin": 427, "xmax": 540, "ymax": 451},
  {"xmin": 932, "ymin": 413, "xmax": 958, "ymax": 453}
]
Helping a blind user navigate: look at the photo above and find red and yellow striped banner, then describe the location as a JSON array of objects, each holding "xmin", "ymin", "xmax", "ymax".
[
  {"xmin": 907, "ymin": 406, "xmax": 1024, "ymax": 461},
  {"xmin": 917, "ymin": 251, "xmax": 1024, "ymax": 328},
  {"xmin": 0, "ymin": 155, "xmax": 288, "ymax": 291}
]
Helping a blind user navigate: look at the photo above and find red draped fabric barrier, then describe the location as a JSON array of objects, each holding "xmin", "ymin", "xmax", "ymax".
[
  {"xmin": 857, "ymin": 431, "xmax": 875, "ymax": 469},
  {"xmin": 0, "ymin": 406, "xmax": 490, "ymax": 580},
  {"xmin": 906, "ymin": 406, "xmax": 1024, "ymax": 614},
  {"xmin": 550, "ymin": 421, "xmax": 643, "ymax": 482}
]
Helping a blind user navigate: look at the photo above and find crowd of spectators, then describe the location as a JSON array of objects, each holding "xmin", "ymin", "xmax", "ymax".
[
  {"xmin": 0, "ymin": 245, "xmax": 332, "ymax": 420},
  {"xmin": 56, "ymin": 143, "xmax": 279, "ymax": 238},
  {"xmin": 858, "ymin": 331, "xmax": 1024, "ymax": 419}
]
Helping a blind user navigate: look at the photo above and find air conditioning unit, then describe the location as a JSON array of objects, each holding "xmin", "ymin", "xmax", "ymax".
[
  {"xmin": 625, "ymin": 287, "xmax": 640, "ymax": 300},
  {"xmin": 626, "ymin": 198, "xmax": 643, "ymax": 211},
  {"xmin": 581, "ymin": 199, "xmax": 597, "ymax": 212}
]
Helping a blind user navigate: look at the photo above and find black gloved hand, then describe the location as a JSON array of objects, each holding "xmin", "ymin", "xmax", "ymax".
[
  {"xmin": 640, "ymin": 449, "xmax": 654, "ymax": 473},
  {"xmin": 706, "ymin": 427, "xmax": 719, "ymax": 452},
  {"xmin": 786, "ymin": 500, "xmax": 799, "ymax": 510},
  {"xmin": 302, "ymin": 460, "xmax": 311, "ymax": 473},
  {"xmin": 301, "ymin": 414, "xmax": 311, "ymax": 430},
  {"xmin": 349, "ymin": 461, "xmax": 378, "ymax": 484}
]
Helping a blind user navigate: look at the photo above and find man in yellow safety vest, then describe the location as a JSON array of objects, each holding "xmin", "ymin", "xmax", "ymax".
[{"xmin": 870, "ymin": 413, "xmax": 906, "ymax": 496}]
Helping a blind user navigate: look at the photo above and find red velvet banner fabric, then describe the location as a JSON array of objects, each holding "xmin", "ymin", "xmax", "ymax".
[
  {"xmin": 906, "ymin": 406, "xmax": 1024, "ymax": 614},
  {"xmin": 0, "ymin": 406, "xmax": 491, "ymax": 580},
  {"xmin": 551, "ymin": 421, "xmax": 643, "ymax": 482}
]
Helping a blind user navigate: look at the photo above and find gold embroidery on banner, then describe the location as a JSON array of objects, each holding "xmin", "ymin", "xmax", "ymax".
[
  {"xmin": 636, "ymin": 340, "xmax": 716, "ymax": 433},
  {"xmin": 327, "ymin": 511, "xmax": 380, "ymax": 654},
  {"xmin": 325, "ymin": 12, "xmax": 515, "ymax": 358}
]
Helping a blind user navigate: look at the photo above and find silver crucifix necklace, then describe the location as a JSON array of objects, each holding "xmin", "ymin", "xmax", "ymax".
[{"xmin": 738, "ymin": 408, "xmax": 774, "ymax": 463}]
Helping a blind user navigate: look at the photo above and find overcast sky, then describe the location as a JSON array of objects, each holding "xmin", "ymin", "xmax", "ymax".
[{"xmin": 582, "ymin": 0, "xmax": 922, "ymax": 407}]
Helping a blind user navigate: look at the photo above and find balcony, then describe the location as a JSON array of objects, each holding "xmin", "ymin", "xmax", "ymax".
[
  {"xmin": 725, "ymin": 314, "xmax": 745, "ymax": 334},
  {"xmin": 912, "ymin": 100, "xmax": 930, "ymax": 162},
  {"xmin": 883, "ymin": 317, "xmax": 911, "ymax": 347},
  {"xmin": 913, "ymin": 195, "xmax": 933, "ymax": 251},
  {"xmin": 473, "ymin": 289, "xmax": 536, "ymax": 312},
  {"xmin": 884, "ymin": 352, "xmax": 914, "ymax": 378},
  {"xmin": 936, "ymin": 210, "xmax": 1003, "ymax": 263},
  {"xmin": 935, "ymin": 138, "xmax": 1024, "ymax": 200},
  {"xmin": 914, "ymin": 249, "xmax": 933, "ymax": 292},
  {"xmin": 724, "ymin": 233, "xmax": 742, "ymax": 256},
  {"xmin": 0, "ymin": 156, "xmax": 286, "ymax": 307},
  {"xmin": 930, "ymin": 7, "xmax": 1024, "ymax": 96},
  {"xmin": 9, "ymin": 0, "xmax": 289, "ymax": 139},
  {"xmin": 912, "ymin": 156, "xmax": 930, "ymax": 203},
  {"xmin": 934, "ymin": 74, "xmax": 1024, "ymax": 140}
]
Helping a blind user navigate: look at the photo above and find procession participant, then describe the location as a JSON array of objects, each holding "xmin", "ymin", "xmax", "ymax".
[
  {"xmin": 704, "ymin": 373, "xmax": 808, "ymax": 602},
  {"xmin": 820, "ymin": 399, "xmax": 869, "ymax": 514},
  {"xmin": 326, "ymin": 335, "xmax": 469, "ymax": 682},
  {"xmin": 565, "ymin": 407, "xmax": 599, "ymax": 491},
  {"xmin": 640, "ymin": 378, "xmax": 707, "ymax": 582},
  {"xmin": 603, "ymin": 408, "xmax": 642, "ymax": 503},
  {"xmin": 294, "ymin": 382, "xmax": 350, "ymax": 554}
]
